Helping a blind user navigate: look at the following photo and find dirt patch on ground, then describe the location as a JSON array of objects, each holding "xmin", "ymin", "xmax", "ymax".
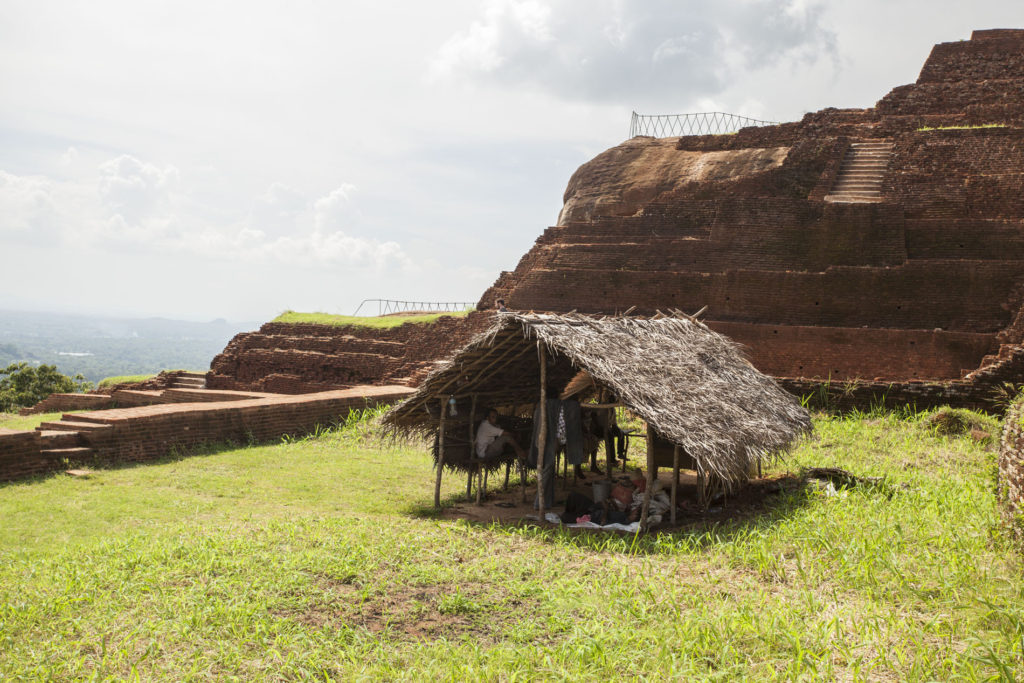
[{"xmin": 277, "ymin": 578, "xmax": 534, "ymax": 642}]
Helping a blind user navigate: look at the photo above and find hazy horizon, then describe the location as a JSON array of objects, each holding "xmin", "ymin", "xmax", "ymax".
[{"xmin": 3, "ymin": 1, "xmax": 1023, "ymax": 321}]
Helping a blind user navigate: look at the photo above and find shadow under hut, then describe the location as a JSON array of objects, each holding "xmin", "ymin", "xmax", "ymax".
[{"xmin": 383, "ymin": 311, "xmax": 812, "ymax": 529}]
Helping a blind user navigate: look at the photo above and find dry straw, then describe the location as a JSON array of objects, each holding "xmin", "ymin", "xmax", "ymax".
[{"xmin": 384, "ymin": 312, "xmax": 811, "ymax": 484}]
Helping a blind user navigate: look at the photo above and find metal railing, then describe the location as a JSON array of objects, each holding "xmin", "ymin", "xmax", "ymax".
[
  {"xmin": 630, "ymin": 111, "xmax": 778, "ymax": 138},
  {"xmin": 352, "ymin": 299, "xmax": 476, "ymax": 316}
]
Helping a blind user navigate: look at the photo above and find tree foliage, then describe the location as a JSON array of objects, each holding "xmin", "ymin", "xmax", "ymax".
[{"xmin": 0, "ymin": 363, "xmax": 92, "ymax": 412}]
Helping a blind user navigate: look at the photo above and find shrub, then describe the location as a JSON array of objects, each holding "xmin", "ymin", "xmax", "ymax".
[{"xmin": 0, "ymin": 362, "xmax": 92, "ymax": 412}]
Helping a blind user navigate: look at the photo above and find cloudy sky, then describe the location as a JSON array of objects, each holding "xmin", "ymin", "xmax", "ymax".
[{"xmin": 2, "ymin": 0, "xmax": 1022, "ymax": 321}]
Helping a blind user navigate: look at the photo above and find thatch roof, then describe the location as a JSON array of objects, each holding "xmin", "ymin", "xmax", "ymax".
[{"xmin": 384, "ymin": 312, "xmax": 811, "ymax": 483}]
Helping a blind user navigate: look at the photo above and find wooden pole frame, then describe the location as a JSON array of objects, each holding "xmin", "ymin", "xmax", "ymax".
[
  {"xmin": 434, "ymin": 397, "xmax": 448, "ymax": 508},
  {"xmin": 671, "ymin": 445, "xmax": 680, "ymax": 526},
  {"xmin": 469, "ymin": 395, "xmax": 478, "ymax": 503},
  {"xmin": 639, "ymin": 423, "xmax": 655, "ymax": 532},
  {"xmin": 536, "ymin": 343, "xmax": 548, "ymax": 522}
]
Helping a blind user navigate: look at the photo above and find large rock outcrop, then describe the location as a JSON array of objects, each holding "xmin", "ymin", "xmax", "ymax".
[{"xmin": 479, "ymin": 29, "xmax": 1024, "ymax": 407}]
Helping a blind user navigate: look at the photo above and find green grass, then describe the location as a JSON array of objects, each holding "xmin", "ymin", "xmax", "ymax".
[
  {"xmin": 273, "ymin": 309, "xmax": 473, "ymax": 329},
  {"xmin": 0, "ymin": 410, "xmax": 88, "ymax": 431},
  {"xmin": 97, "ymin": 374, "xmax": 157, "ymax": 388},
  {"xmin": 917, "ymin": 123, "xmax": 1008, "ymax": 132},
  {"xmin": 0, "ymin": 408, "xmax": 1021, "ymax": 680}
]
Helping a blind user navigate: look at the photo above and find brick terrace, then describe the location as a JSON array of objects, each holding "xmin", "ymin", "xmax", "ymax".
[{"xmin": 0, "ymin": 385, "xmax": 412, "ymax": 482}]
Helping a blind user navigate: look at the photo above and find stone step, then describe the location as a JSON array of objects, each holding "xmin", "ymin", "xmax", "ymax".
[
  {"xmin": 37, "ymin": 430, "xmax": 84, "ymax": 448},
  {"xmin": 824, "ymin": 196, "xmax": 885, "ymax": 203},
  {"xmin": 834, "ymin": 180, "xmax": 884, "ymax": 186},
  {"xmin": 41, "ymin": 447, "xmax": 95, "ymax": 459},
  {"xmin": 833, "ymin": 183, "xmax": 884, "ymax": 190},
  {"xmin": 36, "ymin": 420, "xmax": 112, "ymax": 433},
  {"xmin": 176, "ymin": 372, "xmax": 207, "ymax": 379},
  {"xmin": 61, "ymin": 413, "xmax": 113, "ymax": 425}
]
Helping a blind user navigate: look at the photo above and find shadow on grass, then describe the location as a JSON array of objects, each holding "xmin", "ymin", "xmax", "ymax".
[{"xmin": 405, "ymin": 475, "xmax": 827, "ymax": 557}]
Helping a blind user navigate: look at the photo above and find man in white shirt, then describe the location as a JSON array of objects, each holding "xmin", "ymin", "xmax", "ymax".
[{"xmin": 475, "ymin": 409, "xmax": 526, "ymax": 461}]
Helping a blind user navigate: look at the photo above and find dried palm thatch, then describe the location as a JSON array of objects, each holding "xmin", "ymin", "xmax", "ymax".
[{"xmin": 384, "ymin": 311, "xmax": 812, "ymax": 483}]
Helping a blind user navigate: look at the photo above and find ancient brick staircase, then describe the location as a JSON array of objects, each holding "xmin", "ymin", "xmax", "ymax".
[
  {"xmin": 168, "ymin": 371, "xmax": 206, "ymax": 389},
  {"xmin": 824, "ymin": 141, "xmax": 894, "ymax": 203},
  {"xmin": 35, "ymin": 418, "xmax": 110, "ymax": 463}
]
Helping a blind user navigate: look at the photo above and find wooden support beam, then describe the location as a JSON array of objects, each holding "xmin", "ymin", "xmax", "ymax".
[
  {"xmin": 412, "ymin": 332, "xmax": 519, "ymax": 412},
  {"xmin": 469, "ymin": 395, "xmax": 478, "ymax": 503},
  {"xmin": 460, "ymin": 343, "xmax": 534, "ymax": 396},
  {"xmin": 582, "ymin": 402, "xmax": 624, "ymax": 410},
  {"xmin": 434, "ymin": 398, "xmax": 448, "ymax": 508},
  {"xmin": 639, "ymin": 423, "xmax": 655, "ymax": 532},
  {"xmin": 697, "ymin": 463, "xmax": 706, "ymax": 510},
  {"xmin": 536, "ymin": 344, "xmax": 548, "ymax": 523},
  {"xmin": 671, "ymin": 445, "xmax": 680, "ymax": 526}
]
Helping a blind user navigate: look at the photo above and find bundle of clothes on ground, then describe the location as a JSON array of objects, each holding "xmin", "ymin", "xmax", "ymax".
[{"xmin": 558, "ymin": 468, "xmax": 673, "ymax": 530}]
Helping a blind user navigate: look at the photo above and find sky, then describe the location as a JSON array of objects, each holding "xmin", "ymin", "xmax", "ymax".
[{"xmin": 1, "ymin": 0, "xmax": 1023, "ymax": 322}]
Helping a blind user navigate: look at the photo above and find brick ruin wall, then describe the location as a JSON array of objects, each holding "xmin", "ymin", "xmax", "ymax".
[
  {"xmin": 473, "ymin": 29, "xmax": 1024, "ymax": 412},
  {"xmin": 205, "ymin": 312, "xmax": 494, "ymax": 394},
  {"xmin": 17, "ymin": 370, "xmax": 201, "ymax": 416},
  {"xmin": 201, "ymin": 30, "xmax": 1024, "ymax": 413},
  {"xmin": 0, "ymin": 386, "xmax": 412, "ymax": 482},
  {"xmin": 999, "ymin": 397, "xmax": 1024, "ymax": 542}
]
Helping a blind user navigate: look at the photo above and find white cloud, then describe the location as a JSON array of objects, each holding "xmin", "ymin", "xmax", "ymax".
[
  {"xmin": 431, "ymin": 0, "xmax": 837, "ymax": 106},
  {"xmin": 1, "ymin": 160, "xmax": 411, "ymax": 272},
  {"xmin": 0, "ymin": 170, "xmax": 57, "ymax": 238},
  {"xmin": 97, "ymin": 154, "xmax": 179, "ymax": 224}
]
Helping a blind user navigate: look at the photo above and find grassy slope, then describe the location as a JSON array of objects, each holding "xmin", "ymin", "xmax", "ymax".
[
  {"xmin": 96, "ymin": 374, "xmax": 157, "ymax": 388},
  {"xmin": 0, "ymin": 410, "xmax": 87, "ymax": 431},
  {"xmin": 0, "ymin": 410, "xmax": 1021, "ymax": 680},
  {"xmin": 272, "ymin": 310, "xmax": 472, "ymax": 329}
]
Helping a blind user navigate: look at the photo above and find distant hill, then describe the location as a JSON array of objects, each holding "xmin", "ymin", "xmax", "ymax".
[{"xmin": 0, "ymin": 309, "xmax": 258, "ymax": 384}]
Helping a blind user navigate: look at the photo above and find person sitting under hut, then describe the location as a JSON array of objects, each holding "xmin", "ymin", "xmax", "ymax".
[{"xmin": 475, "ymin": 409, "xmax": 526, "ymax": 462}]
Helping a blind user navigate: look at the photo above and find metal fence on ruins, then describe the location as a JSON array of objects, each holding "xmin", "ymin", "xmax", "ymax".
[
  {"xmin": 352, "ymin": 299, "xmax": 476, "ymax": 316},
  {"xmin": 629, "ymin": 111, "xmax": 778, "ymax": 138}
]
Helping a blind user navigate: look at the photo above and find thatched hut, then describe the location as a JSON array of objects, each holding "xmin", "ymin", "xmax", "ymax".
[{"xmin": 384, "ymin": 311, "xmax": 811, "ymax": 527}]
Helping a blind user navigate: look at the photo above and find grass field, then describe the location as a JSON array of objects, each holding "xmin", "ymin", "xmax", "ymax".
[
  {"xmin": 0, "ymin": 410, "xmax": 87, "ymax": 431},
  {"xmin": 273, "ymin": 310, "xmax": 472, "ymax": 329},
  {"xmin": 0, "ymin": 408, "xmax": 1022, "ymax": 680},
  {"xmin": 97, "ymin": 374, "xmax": 157, "ymax": 388}
]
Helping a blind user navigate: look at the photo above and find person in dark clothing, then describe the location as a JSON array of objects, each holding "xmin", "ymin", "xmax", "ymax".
[{"xmin": 529, "ymin": 395, "xmax": 583, "ymax": 509}]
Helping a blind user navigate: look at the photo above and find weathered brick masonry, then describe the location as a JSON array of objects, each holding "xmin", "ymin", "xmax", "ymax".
[
  {"xmin": 207, "ymin": 312, "xmax": 493, "ymax": 394},
  {"xmin": 0, "ymin": 386, "xmax": 412, "ymax": 482},
  {"xmin": 471, "ymin": 29, "xmax": 1024, "ymax": 410},
  {"xmin": 204, "ymin": 30, "xmax": 1024, "ymax": 412}
]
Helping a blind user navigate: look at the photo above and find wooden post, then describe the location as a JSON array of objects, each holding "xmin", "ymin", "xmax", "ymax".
[
  {"xmin": 536, "ymin": 345, "xmax": 548, "ymax": 522},
  {"xmin": 697, "ymin": 463, "xmax": 706, "ymax": 510},
  {"xmin": 671, "ymin": 444, "xmax": 680, "ymax": 526},
  {"xmin": 504, "ymin": 461, "xmax": 511, "ymax": 491},
  {"xmin": 639, "ymin": 423, "xmax": 656, "ymax": 532},
  {"xmin": 471, "ymin": 395, "xmax": 483, "ymax": 505},
  {"xmin": 434, "ymin": 398, "xmax": 448, "ymax": 508},
  {"xmin": 605, "ymin": 407, "xmax": 615, "ymax": 476},
  {"xmin": 562, "ymin": 448, "xmax": 568, "ymax": 490}
]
